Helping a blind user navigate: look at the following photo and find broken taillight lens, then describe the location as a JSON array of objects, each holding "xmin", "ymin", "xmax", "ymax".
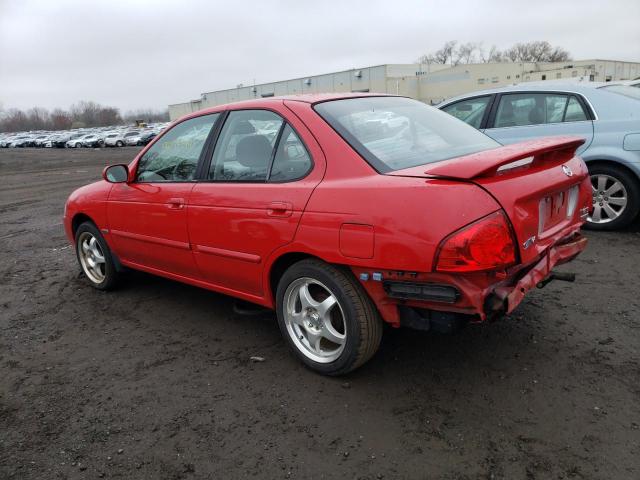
[{"xmin": 435, "ymin": 211, "xmax": 517, "ymax": 273}]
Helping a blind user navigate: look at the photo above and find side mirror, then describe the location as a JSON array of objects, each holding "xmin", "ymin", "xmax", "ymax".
[{"xmin": 103, "ymin": 164, "xmax": 129, "ymax": 183}]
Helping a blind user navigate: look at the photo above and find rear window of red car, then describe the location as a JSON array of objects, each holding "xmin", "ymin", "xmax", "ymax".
[{"xmin": 314, "ymin": 96, "xmax": 499, "ymax": 173}]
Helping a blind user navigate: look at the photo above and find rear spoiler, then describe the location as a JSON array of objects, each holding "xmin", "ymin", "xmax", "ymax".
[{"xmin": 422, "ymin": 136, "xmax": 586, "ymax": 180}]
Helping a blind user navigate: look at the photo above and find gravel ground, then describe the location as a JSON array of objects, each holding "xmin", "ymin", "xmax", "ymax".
[{"xmin": 1, "ymin": 147, "xmax": 639, "ymax": 480}]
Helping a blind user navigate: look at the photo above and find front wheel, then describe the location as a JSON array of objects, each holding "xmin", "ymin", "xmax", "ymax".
[
  {"xmin": 116, "ymin": 141, "xmax": 124, "ymax": 147},
  {"xmin": 276, "ymin": 259, "xmax": 382, "ymax": 375},
  {"xmin": 75, "ymin": 222, "xmax": 120, "ymax": 290},
  {"xmin": 585, "ymin": 164, "xmax": 640, "ymax": 231}
]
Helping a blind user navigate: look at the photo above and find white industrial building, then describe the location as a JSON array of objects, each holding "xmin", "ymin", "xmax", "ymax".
[{"xmin": 169, "ymin": 59, "xmax": 640, "ymax": 120}]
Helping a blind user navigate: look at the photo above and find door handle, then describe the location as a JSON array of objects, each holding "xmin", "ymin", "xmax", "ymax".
[
  {"xmin": 166, "ymin": 197, "xmax": 185, "ymax": 209},
  {"xmin": 267, "ymin": 201, "xmax": 292, "ymax": 217}
]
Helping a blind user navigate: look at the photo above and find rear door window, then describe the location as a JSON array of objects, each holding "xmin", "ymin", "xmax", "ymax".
[
  {"xmin": 269, "ymin": 124, "xmax": 312, "ymax": 182},
  {"xmin": 208, "ymin": 110, "xmax": 283, "ymax": 182},
  {"xmin": 564, "ymin": 96, "xmax": 588, "ymax": 122},
  {"xmin": 494, "ymin": 93, "xmax": 572, "ymax": 127}
]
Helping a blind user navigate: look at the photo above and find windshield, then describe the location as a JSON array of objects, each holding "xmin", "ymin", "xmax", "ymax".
[
  {"xmin": 600, "ymin": 85, "xmax": 640, "ymax": 100},
  {"xmin": 314, "ymin": 96, "xmax": 499, "ymax": 172}
]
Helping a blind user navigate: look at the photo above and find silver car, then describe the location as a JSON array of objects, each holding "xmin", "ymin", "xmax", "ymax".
[{"xmin": 439, "ymin": 83, "xmax": 640, "ymax": 230}]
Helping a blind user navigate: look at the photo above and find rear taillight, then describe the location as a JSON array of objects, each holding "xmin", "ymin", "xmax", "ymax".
[{"xmin": 435, "ymin": 211, "xmax": 516, "ymax": 273}]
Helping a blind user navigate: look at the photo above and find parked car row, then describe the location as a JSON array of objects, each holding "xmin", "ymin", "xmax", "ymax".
[{"xmin": 0, "ymin": 123, "xmax": 170, "ymax": 149}]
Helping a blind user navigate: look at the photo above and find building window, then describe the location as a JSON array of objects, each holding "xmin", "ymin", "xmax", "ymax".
[
  {"xmin": 491, "ymin": 76, "xmax": 499, "ymax": 83},
  {"xmin": 477, "ymin": 78, "xmax": 485, "ymax": 85},
  {"xmin": 261, "ymin": 93, "xmax": 274, "ymax": 98},
  {"xmin": 605, "ymin": 75, "xmax": 612, "ymax": 82},
  {"xmin": 572, "ymin": 71, "xmax": 578, "ymax": 77},
  {"xmin": 515, "ymin": 74, "xmax": 520, "ymax": 79},
  {"xmin": 556, "ymin": 72, "xmax": 562, "ymax": 79},
  {"xmin": 541, "ymin": 75, "xmax": 546, "ymax": 80},
  {"xmin": 506, "ymin": 75, "xmax": 511, "ymax": 80}
]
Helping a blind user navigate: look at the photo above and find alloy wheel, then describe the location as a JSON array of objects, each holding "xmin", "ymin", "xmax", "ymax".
[
  {"xmin": 588, "ymin": 174, "xmax": 627, "ymax": 224},
  {"xmin": 283, "ymin": 277, "xmax": 346, "ymax": 363},
  {"xmin": 77, "ymin": 232, "xmax": 106, "ymax": 284}
]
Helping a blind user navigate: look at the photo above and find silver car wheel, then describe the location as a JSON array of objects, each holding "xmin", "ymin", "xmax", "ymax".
[
  {"xmin": 77, "ymin": 232, "xmax": 106, "ymax": 284},
  {"xmin": 283, "ymin": 277, "xmax": 346, "ymax": 364},
  {"xmin": 588, "ymin": 174, "xmax": 628, "ymax": 224}
]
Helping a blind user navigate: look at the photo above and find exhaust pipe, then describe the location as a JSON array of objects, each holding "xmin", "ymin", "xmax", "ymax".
[{"xmin": 536, "ymin": 271, "xmax": 576, "ymax": 289}]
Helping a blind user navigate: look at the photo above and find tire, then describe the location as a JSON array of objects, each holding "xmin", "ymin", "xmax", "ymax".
[
  {"xmin": 584, "ymin": 164, "xmax": 640, "ymax": 231},
  {"xmin": 275, "ymin": 259, "xmax": 382, "ymax": 375},
  {"xmin": 75, "ymin": 222, "xmax": 120, "ymax": 290},
  {"xmin": 116, "ymin": 141, "xmax": 124, "ymax": 147}
]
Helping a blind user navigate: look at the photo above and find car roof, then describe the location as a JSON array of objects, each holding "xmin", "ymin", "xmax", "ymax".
[
  {"xmin": 178, "ymin": 92, "xmax": 402, "ymax": 123},
  {"xmin": 439, "ymin": 81, "xmax": 613, "ymax": 106}
]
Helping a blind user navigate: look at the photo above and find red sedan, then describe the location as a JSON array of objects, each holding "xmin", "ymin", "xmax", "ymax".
[{"xmin": 64, "ymin": 94, "xmax": 590, "ymax": 375}]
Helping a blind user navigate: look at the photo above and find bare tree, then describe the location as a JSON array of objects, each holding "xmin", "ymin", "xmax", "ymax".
[
  {"xmin": 50, "ymin": 108, "xmax": 72, "ymax": 130},
  {"xmin": 122, "ymin": 108, "xmax": 170, "ymax": 124},
  {"xmin": 419, "ymin": 40, "xmax": 458, "ymax": 65},
  {"xmin": 480, "ymin": 45, "xmax": 504, "ymax": 63},
  {"xmin": 548, "ymin": 46, "xmax": 571, "ymax": 62},
  {"xmin": 503, "ymin": 41, "xmax": 572, "ymax": 62},
  {"xmin": 0, "ymin": 101, "xmax": 128, "ymax": 132},
  {"xmin": 455, "ymin": 42, "xmax": 479, "ymax": 64},
  {"xmin": 419, "ymin": 40, "xmax": 572, "ymax": 66}
]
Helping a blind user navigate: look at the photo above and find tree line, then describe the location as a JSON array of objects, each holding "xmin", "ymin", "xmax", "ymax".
[
  {"xmin": 0, "ymin": 101, "xmax": 169, "ymax": 133},
  {"xmin": 417, "ymin": 40, "xmax": 572, "ymax": 66}
]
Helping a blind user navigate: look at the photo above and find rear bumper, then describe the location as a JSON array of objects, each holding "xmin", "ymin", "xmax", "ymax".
[
  {"xmin": 490, "ymin": 232, "xmax": 588, "ymax": 316},
  {"xmin": 485, "ymin": 233, "xmax": 587, "ymax": 316},
  {"xmin": 354, "ymin": 232, "xmax": 588, "ymax": 327}
]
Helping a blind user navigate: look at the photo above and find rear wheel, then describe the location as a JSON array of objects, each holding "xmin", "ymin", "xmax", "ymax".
[
  {"xmin": 276, "ymin": 259, "xmax": 382, "ymax": 375},
  {"xmin": 116, "ymin": 140, "xmax": 124, "ymax": 147},
  {"xmin": 585, "ymin": 164, "xmax": 640, "ymax": 230},
  {"xmin": 75, "ymin": 222, "xmax": 120, "ymax": 290}
]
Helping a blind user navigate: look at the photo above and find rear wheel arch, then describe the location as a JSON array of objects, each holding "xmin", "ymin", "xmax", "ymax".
[
  {"xmin": 585, "ymin": 159, "xmax": 640, "ymax": 184},
  {"xmin": 268, "ymin": 252, "xmax": 317, "ymax": 304}
]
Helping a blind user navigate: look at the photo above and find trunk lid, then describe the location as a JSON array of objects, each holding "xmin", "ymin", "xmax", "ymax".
[{"xmin": 387, "ymin": 136, "xmax": 591, "ymax": 265}]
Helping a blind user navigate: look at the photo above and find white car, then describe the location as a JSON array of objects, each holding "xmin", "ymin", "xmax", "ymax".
[{"xmin": 66, "ymin": 134, "xmax": 91, "ymax": 148}]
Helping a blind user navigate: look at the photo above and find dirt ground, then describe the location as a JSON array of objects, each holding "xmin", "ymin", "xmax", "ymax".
[{"xmin": 1, "ymin": 147, "xmax": 639, "ymax": 480}]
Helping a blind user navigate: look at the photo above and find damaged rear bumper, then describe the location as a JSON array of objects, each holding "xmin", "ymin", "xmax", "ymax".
[
  {"xmin": 489, "ymin": 232, "xmax": 588, "ymax": 317},
  {"xmin": 354, "ymin": 231, "xmax": 588, "ymax": 329}
]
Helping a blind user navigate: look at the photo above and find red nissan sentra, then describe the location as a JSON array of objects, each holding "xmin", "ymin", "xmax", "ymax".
[{"xmin": 64, "ymin": 94, "xmax": 590, "ymax": 375}]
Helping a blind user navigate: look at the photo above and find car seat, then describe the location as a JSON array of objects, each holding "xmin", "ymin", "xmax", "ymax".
[{"xmin": 235, "ymin": 135, "xmax": 272, "ymax": 180}]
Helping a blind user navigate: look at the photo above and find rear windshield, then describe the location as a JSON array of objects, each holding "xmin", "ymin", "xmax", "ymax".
[
  {"xmin": 314, "ymin": 96, "xmax": 499, "ymax": 173},
  {"xmin": 599, "ymin": 85, "xmax": 640, "ymax": 100}
]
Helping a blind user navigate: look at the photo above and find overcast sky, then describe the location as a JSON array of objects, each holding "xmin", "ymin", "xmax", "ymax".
[{"xmin": 1, "ymin": 0, "xmax": 639, "ymax": 112}]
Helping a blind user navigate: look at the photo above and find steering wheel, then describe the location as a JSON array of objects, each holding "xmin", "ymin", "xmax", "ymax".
[{"xmin": 171, "ymin": 159, "xmax": 195, "ymax": 180}]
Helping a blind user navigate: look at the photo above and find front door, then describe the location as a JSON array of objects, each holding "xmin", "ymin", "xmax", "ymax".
[
  {"xmin": 107, "ymin": 113, "xmax": 220, "ymax": 277},
  {"xmin": 188, "ymin": 108, "xmax": 324, "ymax": 298},
  {"xmin": 484, "ymin": 92, "xmax": 594, "ymax": 154}
]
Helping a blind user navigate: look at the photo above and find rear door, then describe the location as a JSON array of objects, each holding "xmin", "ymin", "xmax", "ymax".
[
  {"xmin": 107, "ymin": 113, "xmax": 220, "ymax": 277},
  {"xmin": 484, "ymin": 92, "xmax": 594, "ymax": 154},
  {"xmin": 188, "ymin": 107, "xmax": 325, "ymax": 298}
]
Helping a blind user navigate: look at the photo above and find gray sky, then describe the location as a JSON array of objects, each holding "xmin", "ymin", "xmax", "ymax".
[{"xmin": 1, "ymin": 0, "xmax": 639, "ymax": 112}]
